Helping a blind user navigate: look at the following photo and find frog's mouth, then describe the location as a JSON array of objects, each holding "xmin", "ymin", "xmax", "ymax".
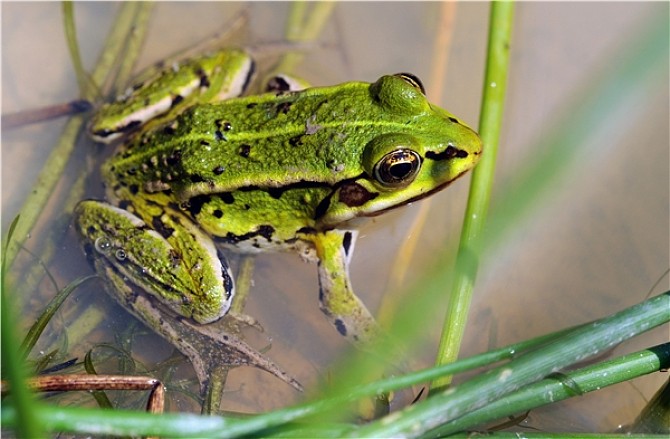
[
  {"xmin": 314, "ymin": 168, "xmax": 476, "ymax": 229},
  {"xmin": 356, "ymin": 141, "xmax": 482, "ymax": 218},
  {"xmin": 362, "ymin": 167, "xmax": 473, "ymax": 219}
]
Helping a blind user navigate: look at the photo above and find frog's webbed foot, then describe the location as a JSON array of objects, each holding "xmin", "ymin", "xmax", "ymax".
[
  {"xmin": 312, "ymin": 229, "xmax": 384, "ymax": 348},
  {"xmin": 220, "ymin": 310, "xmax": 265, "ymax": 335},
  {"xmin": 109, "ymin": 275, "xmax": 302, "ymax": 393}
]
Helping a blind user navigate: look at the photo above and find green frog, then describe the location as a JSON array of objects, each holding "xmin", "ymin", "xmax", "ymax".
[{"xmin": 74, "ymin": 48, "xmax": 482, "ymax": 385}]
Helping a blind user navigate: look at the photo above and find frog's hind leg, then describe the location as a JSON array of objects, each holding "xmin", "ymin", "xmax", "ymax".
[
  {"xmin": 311, "ymin": 229, "xmax": 383, "ymax": 348},
  {"xmin": 74, "ymin": 200, "xmax": 302, "ymax": 392},
  {"xmin": 91, "ymin": 251, "xmax": 302, "ymax": 392},
  {"xmin": 74, "ymin": 200, "xmax": 234, "ymax": 325}
]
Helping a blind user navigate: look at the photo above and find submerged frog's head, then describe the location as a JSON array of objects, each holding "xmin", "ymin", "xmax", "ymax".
[{"xmin": 316, "ymin": 74, "xmax": 483, "ymax": 227}]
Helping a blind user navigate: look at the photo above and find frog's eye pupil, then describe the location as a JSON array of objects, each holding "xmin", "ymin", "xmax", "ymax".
[
  {"xmin": 395, "ymin": 73, "xmax": 426, "ymax": 95},
  {"xmin": 374, "ymin": 149, "xmax": 422, "ymax": 188},
  {"xmin": 390, "ymin": 162, "xmax": 413, "ymax": 179}
]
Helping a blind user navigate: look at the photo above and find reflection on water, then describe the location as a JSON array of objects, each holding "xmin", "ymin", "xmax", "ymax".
[{"xmin": 3, "ymin": 1, "xmax": 668, "ymax": 430}]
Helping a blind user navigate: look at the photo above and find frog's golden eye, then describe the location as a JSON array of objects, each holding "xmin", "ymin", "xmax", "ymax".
[
  {"xmin": 394, "ymin": 73, "xmax": 426, "ymax": 95},
  {"xmin": 373, "ymin": 149, "xmax": 422, "ymax": 188}
]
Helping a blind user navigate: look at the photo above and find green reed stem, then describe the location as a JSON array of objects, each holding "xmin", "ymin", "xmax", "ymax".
[
  {"xmin": 2, "ymin": 291, "xmax": 667, "ymax": 437},
  {"xmin": 1, "ymin": 5, "xmax": 150, "ymax": 437},
  {"xmin": 349, "ymin": 292, "xmax": 670, "ymax": 438},
  {"xmin": 63, "ymin": 1, "xmax": 93, "ymax": 97},
  {"xmin": 426, "ymin": 342, "xmax": 670, "ymax": 437},
  {"xmin": 432, "ymin": 1, "xmax": 514, "ymax": 390},
  {"xmin": 1, "ymin": 216, "xmax": 44, "ymax": 438},
  {"xmin": 113, "ymin": 2, "xmax": 154, "ymax": 91},
  {"xmin": 274, "ymin": 1, "xmax": 336, "ymax": 74},
  {"xmin": 5, "ymin": 2, "xmax": 141, "ymax": 269}
]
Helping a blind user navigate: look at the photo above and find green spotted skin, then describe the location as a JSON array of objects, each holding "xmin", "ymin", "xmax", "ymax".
[
  {"xmin": 89, "ymin": 49, "xmax": 254, "ymax": 143},
  {"xmin": 106, "ymin": 75, "xmax": 481, "ymax": 245},
  {"xmin": 76, "ymin": 49, "xmax": 482, "ymax": 350}
]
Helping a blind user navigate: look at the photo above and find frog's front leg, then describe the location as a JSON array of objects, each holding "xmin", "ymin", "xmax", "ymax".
[
  {"xmin": 311, "ymin": 229, "xmax": 382, "ymax": 347},
  {"xmin": 74, "ymin": 200, "xmax": 234, "ymax": 324}
]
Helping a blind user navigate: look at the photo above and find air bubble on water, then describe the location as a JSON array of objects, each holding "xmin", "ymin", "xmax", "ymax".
[
  {"xmin": 95, "ymin": 237, "xmax": 112, "ymax": 254},
  {"xmin": 115, "ymin": 249, "xmax": 127, "ymax": 261}
]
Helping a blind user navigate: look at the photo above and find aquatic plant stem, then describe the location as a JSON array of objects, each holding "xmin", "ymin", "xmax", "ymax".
[
  {"xmin": 113, "ymin": 2, "xmax": 154, "ymax": 92},
  {"xmin": 5, "ymin": 3, "xmax": 142, "ymax": 269},
  {"xmin": 274, "ymin": 2, "xmax": 336, "ymax": 74},
  {"xmin": 2, "ymin": 291, "xmax": 667, "ymax": 437},
  {"xmin": 349, "ymin": 292, "xmax": 669, "ymax": 438},
  {"xmin": 432, "ymin": 1, "xmax": 514, "ymax": 390},
  {"xmin": 1, "ymin": 217, "xmax": 44, "ymax": 438},
  {"xmin": 426, "ymin": 342, "xmax": 670, "ymax": 437}
]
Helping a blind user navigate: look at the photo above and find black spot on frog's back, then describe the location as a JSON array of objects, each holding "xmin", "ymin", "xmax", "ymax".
[
  {"xmin": 183, "ymin": 194, "xmax": 211, "ymax": 216},
  {"xmin": 276, "ymin": 101, "xmax": 292, "ymax": 114},
  {"xmin": 220, "ymin": 193, "xmax": 235, "ymax": 204},
  {"xmin": 166, "ymin": 149, "xmax": 182, "ymax": 166},
  {"xmin": 297, "ymin": 226, "xmax": 317, "ymax": 235},
  {"xmin": 152, "ymin": 216, "xmax": 175, "ymax": 239},
  {"xmin": 238, "ymin": 144, "xmax": 251, "ymax": 158}
]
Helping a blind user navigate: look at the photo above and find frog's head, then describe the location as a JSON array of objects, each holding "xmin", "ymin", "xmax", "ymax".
[{"xmin": 316, "ymin": 74, "xmax": 483, "ymax": 226}]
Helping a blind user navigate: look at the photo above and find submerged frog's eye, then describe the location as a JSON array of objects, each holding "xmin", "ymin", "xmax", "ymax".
[
  {"xmin": 394, "ymin": 73, "xmax": 426, "ymax": 95},
  {"xmin": 373, "ymin": 149, "xmax": 422, "ymax": 188}
]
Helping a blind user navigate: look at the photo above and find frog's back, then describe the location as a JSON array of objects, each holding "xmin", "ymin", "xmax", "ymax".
[
  {"xmin": 106, "ymin": 74, "xmax": 482, "ymax": 222},
  {"xmin": 106, "ymin": 80, "xmax": 420, "ymax": 199},
  {"xmin": 109, "ymin": 84, "xmax": 358, "ymax": 193}
]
